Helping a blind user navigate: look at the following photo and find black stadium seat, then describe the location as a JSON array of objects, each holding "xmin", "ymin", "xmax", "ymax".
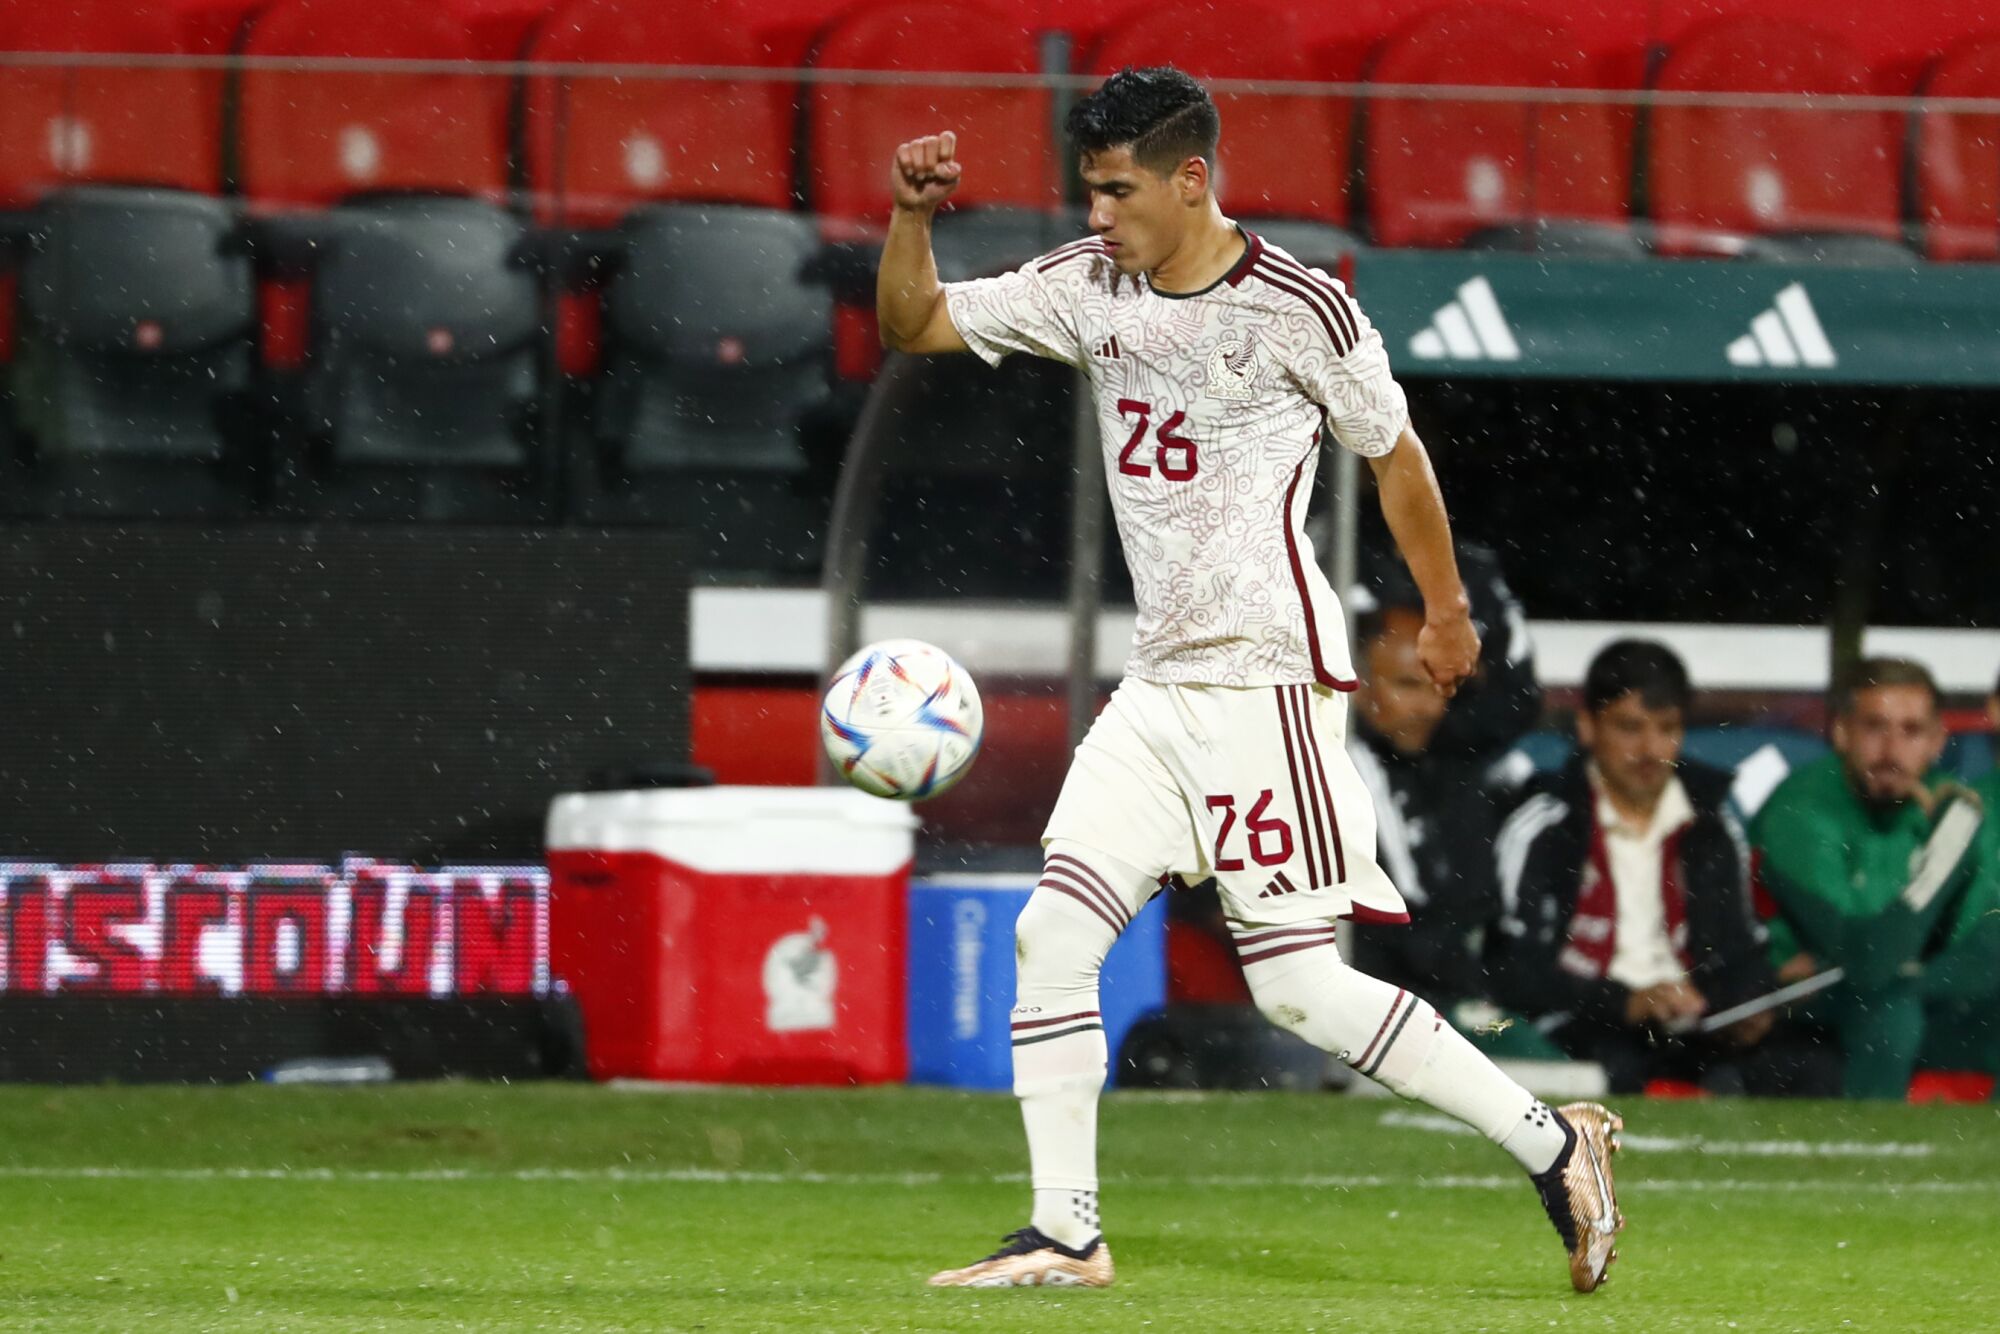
[
  {"xmin": 12, "ymin": 189, "xmax": 253, "ymax": 462},
  {"xmin": 595, "ymin": 205, "xmax": 831, "ymax": 474},
  {"xmin": 306, "ymin": 197, "xmax": 543, "ymax": 469}
]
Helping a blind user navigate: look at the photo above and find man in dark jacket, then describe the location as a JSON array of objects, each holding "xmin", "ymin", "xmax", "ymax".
[
  {"xmin": 1352, "ymin": 535, "xmax": 1543, "ymax": 764},
  {"xmin": 1346, "ymin": 605, "xmax": 1504, "ymax": 1010},
  {"xmin": 1489, "ymin": 640, "xmax": 1834, "ymax": 1095}
]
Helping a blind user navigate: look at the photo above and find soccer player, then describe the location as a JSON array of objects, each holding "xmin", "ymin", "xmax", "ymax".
[{"xmin": 875, "ymin": 68, "xmax": 1623, "ymax": 1292}]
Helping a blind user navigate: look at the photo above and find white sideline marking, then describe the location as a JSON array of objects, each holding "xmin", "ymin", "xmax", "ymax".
[
  {"xmin": 0, "ymin": 1164, "xmax": 1984, "ymax": 1195},
  {"xmin": 1378, "ymin": 1109, "xmax": 1937, "ymax": 1158}
]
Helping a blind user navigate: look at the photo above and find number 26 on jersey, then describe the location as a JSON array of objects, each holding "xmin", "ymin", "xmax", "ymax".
[{"xmin": 1116, "ymin": 399, "xmax": 1198, "ymax": 482}]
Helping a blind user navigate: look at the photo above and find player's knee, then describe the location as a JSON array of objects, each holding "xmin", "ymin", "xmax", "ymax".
[
  {"xmin": 1249, "ymin": 987, "xmax": 1315, "ymax": 1039},
  {"xmin": 1013, "ymin": 890, "xmax": 1114, "ymax": 996}
]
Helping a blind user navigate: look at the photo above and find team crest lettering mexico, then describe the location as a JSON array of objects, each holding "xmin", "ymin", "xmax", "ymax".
[{"xmin": 1206, "ymin": 334, "xmax": 1260, "ymax": 401}]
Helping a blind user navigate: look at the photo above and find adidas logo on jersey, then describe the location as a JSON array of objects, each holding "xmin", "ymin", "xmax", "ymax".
[
  {"xmin": 1724, "ymin": 283, "xmax": 1837, "ymax": 368},
  {"xmin": 1408, "ymin": 276, "xmax": 1521, "ymax": 362},
  {"xmin": 1094, "ymin": 335, "xmax": 1123, "ymax": 361}
]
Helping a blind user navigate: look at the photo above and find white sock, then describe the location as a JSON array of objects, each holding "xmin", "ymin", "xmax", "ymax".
[
  {"xmin": 1497, "ymin": 1099, "xmax": 1571, "ymax": 1176},
  {"xmin": 1031, "ymin": 1186, "xmax": 1101, "ymax": 1249},
  {"xmin": 1013, "ymin": 843, "xmax": 1141, "ymax": 1248},
  {"xmin": 1236, "ymin": 939, "xmax": 1556, "ymax": 1173}
]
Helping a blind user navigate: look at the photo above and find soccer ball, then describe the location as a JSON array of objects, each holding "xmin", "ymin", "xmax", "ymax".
[{"xmin": 820, "ymin": 639, "xmax": 984, "ymax": 801}]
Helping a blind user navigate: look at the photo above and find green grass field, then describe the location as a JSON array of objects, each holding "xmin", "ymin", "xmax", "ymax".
[{"xmin": 2, "ymin": 1083, "xmax": 1995, "ymax": 1332}]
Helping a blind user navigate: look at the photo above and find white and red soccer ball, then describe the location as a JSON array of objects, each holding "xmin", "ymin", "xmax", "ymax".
[{"xmin": 820, "ymin": 639, "xmax": 983, "ymax": 801}]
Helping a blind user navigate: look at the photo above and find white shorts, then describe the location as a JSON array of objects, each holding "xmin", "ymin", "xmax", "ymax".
[{"xmin": 1043, "ymin": 677, "xmax": 1408, "ymax": 930}]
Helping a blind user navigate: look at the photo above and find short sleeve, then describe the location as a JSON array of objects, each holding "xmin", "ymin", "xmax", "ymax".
[
  {"xmin": 1284, "ymin": 271, "xmax": 1409, "ymax": 458},
  {"xmin": 943, "ymin": 260, "xmax": 1085, "ymax": 370}
]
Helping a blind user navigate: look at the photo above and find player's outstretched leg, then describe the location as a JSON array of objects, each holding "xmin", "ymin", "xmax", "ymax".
[
  {"xmin": 1231, "ymin": 923, "xmax": 1625, "ymax": 1291},
  {"xmin": 928, "ymin": 840, "xmax": 1137, "ymax": 1288}
]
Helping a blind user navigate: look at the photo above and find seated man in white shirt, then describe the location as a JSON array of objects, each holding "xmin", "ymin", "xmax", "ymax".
[{"xmin": 1488, "ymin": 641, "xmax": 1833, "ymax": 1095}]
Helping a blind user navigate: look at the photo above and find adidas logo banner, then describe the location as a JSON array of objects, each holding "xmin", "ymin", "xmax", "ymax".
[
  {"xmin": 1725, "ymin": 283, "xmax": 1837, "ymax": 368},
  {"xmin": 1408, "ymin": 276, "xmax": 1520, "ymax": 362},
  {"xmin": 1359, "ymin": 251, "xmax": 1994, "ymax": 386}
]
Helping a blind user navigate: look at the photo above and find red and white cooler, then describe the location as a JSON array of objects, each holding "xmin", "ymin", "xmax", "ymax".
[{"xmin": 545, "ymin": 787, "xmax": 918, "ymax": 1084}]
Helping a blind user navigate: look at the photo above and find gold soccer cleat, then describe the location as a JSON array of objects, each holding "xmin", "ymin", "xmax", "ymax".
[
  {"xmin": 1537, "ymin": 1101, "xmax": 1626, "ymax": 1293},
  {"xmin": 927, "ymin": 1227, "xmax": 1115, "ymax": 1288}
]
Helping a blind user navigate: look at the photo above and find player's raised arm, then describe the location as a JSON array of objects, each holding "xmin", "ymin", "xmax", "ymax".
[
  {"xmin": 877, "ymin": 132, "xmax": 971, "ymax": 355},
  {"xmin": 1367, "ymin": 424, "xmax": 1480, "ymax": 697}
]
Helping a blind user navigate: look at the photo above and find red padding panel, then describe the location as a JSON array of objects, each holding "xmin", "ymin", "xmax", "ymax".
[
  {"xmin": 555, "ymin": 289, "xmax": 604, "ymax": 379},
  {"xmin": 258, "ymin": 278, "xmax": 311, "ymax": 370}
]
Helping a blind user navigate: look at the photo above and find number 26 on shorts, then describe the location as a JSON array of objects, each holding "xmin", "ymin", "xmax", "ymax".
[
  {"xmin": 1205, "ymin": 790, "xmax": 1294, "ymax": 871},
  {"xmin": 1117, "ymin": 399, "xmax": 1198, "ymax": 481}
]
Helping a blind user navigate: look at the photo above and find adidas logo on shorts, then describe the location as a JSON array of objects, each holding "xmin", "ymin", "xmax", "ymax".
[{"xmin": 1258, "ymin": 871, "xmax": 1302, "ymax": 899}]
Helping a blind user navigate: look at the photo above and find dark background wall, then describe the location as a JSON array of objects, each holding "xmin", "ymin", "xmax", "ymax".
[{"xmin": 0, "ymin": 523, "xmax": 689, "ymax": 863}]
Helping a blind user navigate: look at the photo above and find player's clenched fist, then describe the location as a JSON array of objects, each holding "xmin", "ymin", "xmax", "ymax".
[
  {"xmin": 891, "ymin": 131, "xmax": 962, "ymax": 211},
  {"xmin": 1418, "ymin": 612, "xmax": 1481, "ymax": 698}
]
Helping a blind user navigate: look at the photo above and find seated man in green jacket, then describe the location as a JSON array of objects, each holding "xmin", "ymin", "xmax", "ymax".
[{"xmin": 1752, "ymin": 658, "xmax": 2000, "ymax": 1099}]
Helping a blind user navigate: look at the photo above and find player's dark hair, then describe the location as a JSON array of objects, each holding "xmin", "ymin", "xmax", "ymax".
[
  {"xmin": 1584, "ymin": 640, "xmax": 1691, "ymax": 716},
  {"xmin": 1065, "ymin": 66, "xmax": 1221, "ymax": 177},
  {"xmin": 1836, "ymin": 657, "xmax": 1940, "ymax": 716}
]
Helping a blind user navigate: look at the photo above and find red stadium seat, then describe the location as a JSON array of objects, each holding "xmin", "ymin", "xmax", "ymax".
[
  {"xmin": 447, "ymin": 0, "xmax": 560, "ymax": 60},
  {"xmin": 1649, "ymin": 16, "xmax": 1900, "ymax": 254},
  {"xmin": 1365, "ymin": 3, "xmax": 1633, "ymax": 249},
  {"xmin": 238, "ymin": 0, "xmax": 511, "ymax": 206},
  {"xmin": 806, "ymin": 1, "xmax": 1054, "ymax": 222},
  {"xmin": 525, "ymin": 0, "xmax": 796, "ymax": 225},
  {"xmin": 1086, "ymin": 0, "xmax": 1351, "ymax": 227},
  {"xmin": 0, "ymin": 0, "xmax": 225, "ymax": 206},
  {"xmin": 1653, "ymin": 0, "xmax": 2000, "ymax": 96},
  {"xmin": 1917, "ymin": 37, "xmax": 2000, "ymax": 262}
]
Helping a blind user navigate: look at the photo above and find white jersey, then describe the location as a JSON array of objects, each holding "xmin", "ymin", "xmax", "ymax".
[{"xmin": 944, "ymin": 229, "xmax": 1408, "ymax": 689}]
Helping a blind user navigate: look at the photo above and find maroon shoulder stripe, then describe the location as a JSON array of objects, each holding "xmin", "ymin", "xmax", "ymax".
[
  {"xmin": 1273, "ymin": 684, "xmax": 1325, "ymax": 890},
  {"xmin": 1356, "ymin": 991, "xmax": 1412, "ymax": 1071},
  {"xmin": 1038, "ymin": 876, "xmax": 1122, "ymax": 934},
  {"xmin": 1012, "ymin": 1009, "xmax": 1102, "ymax": 1032},
  {"xmin": 1252, "ymin": 262, "xmax": 1358, "ymax": 357},
  {"xmin": 1045, "ymin": 853, "xmax": 1133, "ymax": 926},
  {"xmin": 1038, "ymin": 241, "xmax": 1109, "ymax": 273},
  {"xmin": 1262, "ymin": 262, "xmax": 1358, "ymax": 355},
  {"xmin": 1293, "ymin": 684, "xmax": 1349, "ymax": 883},
  {"xmin": 1238, "ymin": 934, "xmax": 1340, "ymax": 967},
  {"xmin": 1042, "ymin": 235, "xmax": 1101, "ymax": 261},
  {"xmin": 1252, "ymin": 262, "xmax": 1350, "ymax": 355},
  {"xmin": 1280, "ymin": 454, "xmax": 1344, "ymax": 691},
  {"xmin": 1258, "ymin": 249, "xmax": 1361, "ymax": 349}
]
